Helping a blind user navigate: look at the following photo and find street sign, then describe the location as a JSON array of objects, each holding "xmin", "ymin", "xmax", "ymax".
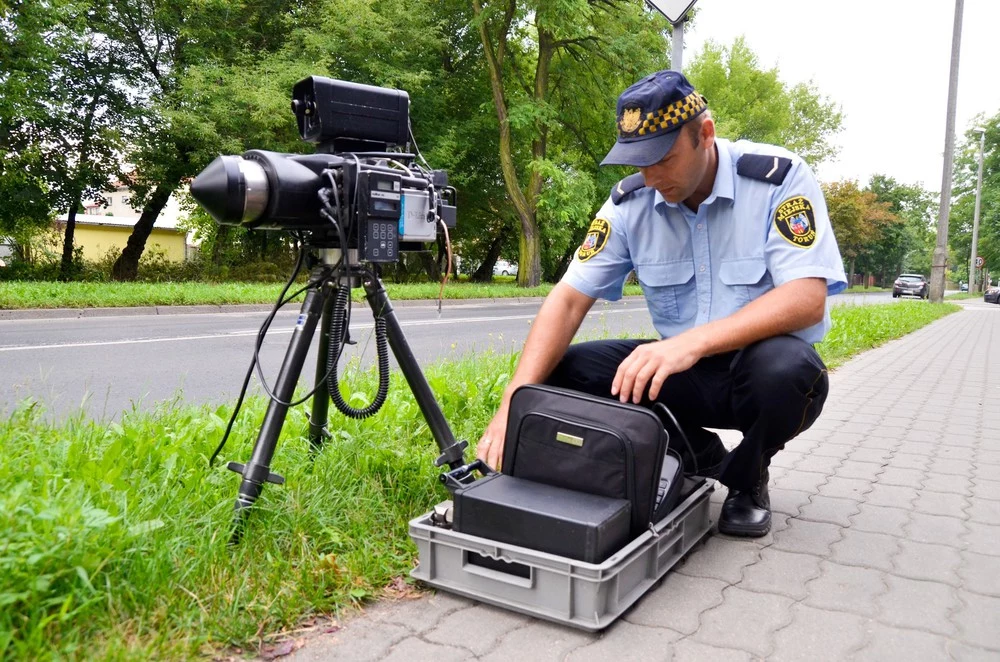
[
  {"xmin": 645, "ymin": 0, "xmax": 698, "ymax": 25},
  {"xmin": 976, "ymin": 256, "xmax": 985, "ymax": 268}
]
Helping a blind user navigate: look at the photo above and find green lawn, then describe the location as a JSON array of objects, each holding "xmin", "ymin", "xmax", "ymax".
[{"xmin": 0, "ymin": 301, "xmax": 959, "ymax": 659}]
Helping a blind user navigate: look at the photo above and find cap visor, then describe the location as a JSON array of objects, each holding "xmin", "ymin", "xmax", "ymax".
[{"xmin": 600, "ymin": 131, "xmax": 679, "ymax": 167}]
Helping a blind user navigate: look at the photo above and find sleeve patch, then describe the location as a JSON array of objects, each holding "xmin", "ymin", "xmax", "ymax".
[
  {"xmin": 773, "ymin": 197, "xmax": 817, "ymax": 248},
  {"xmin": 737, "ymin": 154, "xmax": 793, "ymax": 184},
  {"xmin": 577, "ymin": 218, "xmax": 611, "ymax": 261}
]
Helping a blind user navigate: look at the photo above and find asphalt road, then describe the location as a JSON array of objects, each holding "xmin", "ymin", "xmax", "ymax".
[{"xmin": 1, "ymin": 291, "xmax": 897, "ymax": 421}]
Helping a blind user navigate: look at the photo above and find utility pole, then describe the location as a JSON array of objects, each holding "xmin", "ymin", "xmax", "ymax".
[
  {"xmin": 969, "ymin": 128, "xmax": 986, "ymax": 292},
  {"xmin": 930, "ymin": 0, "xmax": 964, "ymax": 303},
  {"xmin": 672, "ymin": 18, "xmax": 685, "ymax": 71},
  {"xmin": 644, "ymin": 0, "xmax": 698, "ymax": 71}
]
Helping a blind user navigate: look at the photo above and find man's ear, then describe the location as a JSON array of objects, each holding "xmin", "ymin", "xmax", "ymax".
[{"xmin": 701, "ymin": 117, "xmax": 716, "ymax": 149}]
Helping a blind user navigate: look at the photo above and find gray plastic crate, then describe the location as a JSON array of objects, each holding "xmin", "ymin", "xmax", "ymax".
[{"xmin": 409, "ymin": 479, "xmax": 713, "ymax": 631}]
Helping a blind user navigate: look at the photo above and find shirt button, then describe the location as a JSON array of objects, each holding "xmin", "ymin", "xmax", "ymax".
[
  {"xmin": 699, "ymin": 265, "xmax": 706, "ymax": 273},
  {"xmin": 697, "ymin": 223, "xmax": 703, "ymax": 230}
]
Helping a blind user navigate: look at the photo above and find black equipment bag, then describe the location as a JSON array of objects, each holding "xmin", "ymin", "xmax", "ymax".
[
  {"xmin": 452, "ymin": 472, "xmax": 632, "ymax": 563},
  {"xmin": 502, "ymin": 384, "xmax": 684, "ymax": 536}
]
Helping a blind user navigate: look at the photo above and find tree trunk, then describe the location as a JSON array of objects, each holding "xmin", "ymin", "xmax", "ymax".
[
  {"xmin": 58, "ymin": 196, "xmax": 82, "ymax": 280},
  {"xmin": 472, "ymin": 231, "xmax": 506, "ymax": 282},
  {"xmin": 417, "ymin": 251, "xmax": 441, "ymax": 281},
  {"xmin": 211, "ymin": 224, "xmax": 231, "ymax": 265},
  {"xmin": 848, "ymin": 257, "xmax": 856, "ymax": 289},
  {"xmin": 111, "ymin": 184, "xmax": 172, "ymax": 281}
]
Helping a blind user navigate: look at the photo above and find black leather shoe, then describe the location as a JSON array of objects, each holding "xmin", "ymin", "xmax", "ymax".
[{"xmin": 719, "ymin": 470, "xmax": 771, "ymax": 537}]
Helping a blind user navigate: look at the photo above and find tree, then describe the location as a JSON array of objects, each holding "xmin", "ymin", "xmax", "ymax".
[
  {"xmin": 948, "ymin": 115, "xmax": 999, "ymax": 289},
  {"xmin": 823, "ymin": 179, "xmax": 899, "ymax": 286},
  {"xmin": 686, "ymin": 37, "xmax": 843, "ymax": 167},
  {"xmin": 865, "ymin": 175, "xmax": 936, "ymax": 284},
  {"xmin": 471, "ymin": 0, "xmax": 666, "ymax": 286}
]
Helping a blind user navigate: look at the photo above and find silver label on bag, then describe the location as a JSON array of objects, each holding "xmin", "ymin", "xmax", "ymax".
[{"xmin": 556, "ymin": 431, "xmax": 584, "ymax": 447}]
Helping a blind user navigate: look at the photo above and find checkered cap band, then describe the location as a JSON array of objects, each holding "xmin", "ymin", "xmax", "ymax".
[{"xmin": 634, "ymin": 91, "xmax": 706, "ymax": 137}]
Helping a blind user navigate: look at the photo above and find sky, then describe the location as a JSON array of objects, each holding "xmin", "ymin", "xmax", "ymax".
[{"xmin": 677, "ymin": 0, "xmax": 1000, "ymax": 191}]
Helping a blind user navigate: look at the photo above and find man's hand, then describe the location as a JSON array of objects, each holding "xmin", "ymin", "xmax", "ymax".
[
  {"xmin": 611, "ymin": 333, "xmax": 706, "ymax": 404},
  {"xmin": 476, "ymin": 409, "xmax": 509, "ymax": 470}
]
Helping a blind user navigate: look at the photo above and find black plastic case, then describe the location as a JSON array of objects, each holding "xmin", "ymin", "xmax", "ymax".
[{"xmin": 453, "ymin": 473, "xmax": 632, "ymax": 564}]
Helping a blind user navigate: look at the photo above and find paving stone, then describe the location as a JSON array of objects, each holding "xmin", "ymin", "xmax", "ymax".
[
  {"xmin": 903, "ymin": 428, "xmax": 942, "ymax": 443},
  {"xmin": 769, "ymin": 489, "xmax": 811, "ymax": 516},
  {"xmin": 848, "ymin": 502, "xmax": 909, "ymax": 537},
  {"xmin": 871, "ymin": 425, "xmax": 908, "ymax": 438},
  {"xmin": 675, "ymin": 536, "xmax": 760, "ymax": 584},
  {"xmin": 852, "ymin": 624, "xmax": 950, "ymax": 662},
  {"xmin": 907, "ymin": 512, "xmax": 970, "ymax": 548},
  {"xmin": 738, "ymin": 548, "xmax": 822, "ymax": 599},
  {"xmin": 887, "ymin": 452, "xmax": 931, "ymax": 471},
  {"xmin": 967, "ymin": 498, "xmax": 1000, "ymax": 526},
  {"xmin": 478, "ymin": 621, "xmax": 594, "ymax": 662},
  {"xmin": 803, "ymin": 561, "xmax": 886, "ymax": 617},
  {"xmin": 977, "ymin": 450, "xmax": 1000, "ymax": 466},
  {"xmin": 812, "ymin": 443, "xmax": 854, "ymax": 460},
  {"xmin": 287, "ymin": 620, "xmax": 413, "ymax": 662},
  {"xmin": 798, "ymin": 495, "xmax": 858, "ymax": 526},
  {"xmin": 769, "ymin": 604, "xmax": 869, "ymax": 662},
  {"xmin": 850, "ymin": 448, "xmax": 893, "ymax": 464},
  {"xmin": 817, "ymin": 476, "xmax": 871, "ymax": 501},
  {"xmin": 865, "ymin": 483, "xmax": 918, "ymax": 509},
  {"xmin": 856, "ymin": 435, "xmax": 898, "ymax": 450},
  {"xmin": 962, "ymin": 521, "xmax": 1000, "ymax": 556},
  {"xmin": 897, "ymin": 440, "xmax": 937, "ymax": 457},
  {"xmin": 876, "ymin": 575, "xmax": 960, "ymax": 636},
  {"xmin": 794, "ymin": 454, "xmax": 842, "ymax": 475},
  {"xmin": 829, "ymin": 529, "xmax": 899, "ymax": 572},
  {"xmin": 773, "ymin": 470, "xmax": 827, "ymax": 494},
  {"xmin": 564, "ymin": 621, "xmax": 678, "ymax": 662},
  {"xmin": 377, "ymin": 593, "xmax": 473, "ymax": 632},
  {"xmin": 969, "ymin": 478, "xmax": 1000, "ymax": 501},
  {"xmin": 957, "ymin": 550, "xmax": 1000, "ymax": 597},
  {"xmin": 627, "ymin": 574, "xmax": 728, "ymax": 634},
  {"xmin": 913, "ymin": 491, "xmax": 971, "ymax": 518},
  {"xmin": 834, "ymin": 460, "xmax": 882, "ymax": 481},
  {"xmin": 892, "ymin": 539, "xmax": 962, "ymax": 586},
  {"xmin": 930, "ymin": 457, "xmax": 976, "ymax": 476},
  {"xmin": 423, "ymin": 604, "xmax": 531, "ymax": 656},
  {"xmin": 937, "ymin": 445, "xmax": 977, "ymax": 461},
  {"xmin": 875, "ymin": 466, "xmax": 925, "ymax": 488},
  {"xmin": 771, "ymin": 517, "xmax": 842, "ymax": 557},
  {"xmin": 946, "ymin": 642, "xmax": 1000, "ymax": 661},
  {"xmin": 953, "ymin": 591, "xmax": 1000, "ymax": 650},
  {"xmin": 879, "ymin": 415, "xmax": 914, "ymax": 428},
  {"xmin": 922, "ymin": 473, "xmax": 973, "ymax": 496},
  {"xmin": 382, "ymin": 636, "xmax": 474, "ymax": 662},
  {"xmin": 670, "ymin": 639, "xmax": 752, "ymax": 662},
  {"xmin": 692, "ymin": 587, "xmax": 794, "ymax": 657}
]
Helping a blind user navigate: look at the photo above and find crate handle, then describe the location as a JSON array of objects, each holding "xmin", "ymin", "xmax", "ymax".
[{"xmin": 462, "ymin": 554, "xmax": 534, "ymax": 588}]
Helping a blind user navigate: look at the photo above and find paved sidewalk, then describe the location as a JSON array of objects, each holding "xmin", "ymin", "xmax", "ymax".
[{"xmin": 290, "ymin": 301, "xmax": 1000, "ymax": 661}]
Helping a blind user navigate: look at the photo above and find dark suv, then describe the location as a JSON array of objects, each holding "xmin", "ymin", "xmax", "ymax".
[{"xmin": 892, "ymin": 274, "xmax": 929, "ymax": 299}]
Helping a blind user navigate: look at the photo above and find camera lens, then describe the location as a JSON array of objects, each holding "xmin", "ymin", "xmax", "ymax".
[{"xmin": 190, "ymin": 155, "xmax": 270, "ymax": 226}]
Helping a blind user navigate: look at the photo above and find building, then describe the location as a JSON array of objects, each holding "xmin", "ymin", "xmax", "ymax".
[{"xmin": 53, "ymin": 183, "xmax": 194, "ymax": 262}]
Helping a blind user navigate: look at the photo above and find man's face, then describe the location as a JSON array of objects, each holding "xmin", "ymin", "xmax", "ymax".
[{"xmin": 639, "ymin": 119, "xmax": 715, "ymax": 204}]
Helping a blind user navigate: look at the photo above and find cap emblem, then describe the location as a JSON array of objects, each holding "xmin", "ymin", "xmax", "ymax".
[{"xmin": 619, "ymin": 107, "xmax": 642, "ymax": 135}]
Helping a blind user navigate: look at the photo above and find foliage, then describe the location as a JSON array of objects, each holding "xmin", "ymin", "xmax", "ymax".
[
  {"xmin": 823, "ymin": 179, "xmax": 900, "ymax": 283},
  {"xmin": 949, "ymin": 114, "xmax": 999, "ymax": 287},
  {"xmin": 686, "ymin": 37, "xmax": 843, "ymax": 166},
  {"xmin": 861, "ymin": 175, "xmax": 937, "ymax": 283}
]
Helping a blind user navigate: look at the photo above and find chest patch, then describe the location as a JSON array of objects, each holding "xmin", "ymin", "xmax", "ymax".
[
  {"xmin": 577, "ymin": 218, "xmax": 611, "ymax": 262},
  {"xmin": 773, "ymin": 196, "xmax": 817, "ymax": 248}
]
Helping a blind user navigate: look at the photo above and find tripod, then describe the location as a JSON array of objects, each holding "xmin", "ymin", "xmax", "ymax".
[{"xmin": 225, "ymin": 247, "xmax": 471, "ymax": 537}]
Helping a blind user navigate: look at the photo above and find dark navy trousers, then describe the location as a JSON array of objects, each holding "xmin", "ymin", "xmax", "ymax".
[{"xmin": 545, "ymin": 335, "xmax": 829, "ymax": 491}]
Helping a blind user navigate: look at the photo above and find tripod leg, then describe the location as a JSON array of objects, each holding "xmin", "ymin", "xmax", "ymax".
[
  {"xmin": 308, "ymin": 290, "xmax": 335, "ymax": 452},
  {"xmin": 230, "ymin": 282, "xmax": 330, "ymax": 538}
]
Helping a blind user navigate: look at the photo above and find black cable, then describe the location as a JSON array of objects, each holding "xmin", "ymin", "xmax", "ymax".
[
  {"xmin": 652, "ymin": 402, "xmax": 700, "ymax": 476},
  {"xmin": 325, "ymin": 284, "xmax": 390, "ymax": 419},
  {"xmin": 209, "ymin": 238, "xmax": 307, "ymax": 466}
]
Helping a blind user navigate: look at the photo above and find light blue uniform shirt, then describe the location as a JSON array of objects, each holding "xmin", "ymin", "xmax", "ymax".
[{"xmin": 563, "ymin": 138, "xmax": 847, "ymax": 344}]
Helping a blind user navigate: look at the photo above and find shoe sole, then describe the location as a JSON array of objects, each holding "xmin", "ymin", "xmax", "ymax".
[{"xmin": 717, "ymin": 517, "xmax": 771, "ymax": 538}]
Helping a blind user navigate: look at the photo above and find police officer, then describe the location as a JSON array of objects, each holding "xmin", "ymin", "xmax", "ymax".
[{"xmin": 476, "ymin": 70, "xmax": 846, "ymax": 537}]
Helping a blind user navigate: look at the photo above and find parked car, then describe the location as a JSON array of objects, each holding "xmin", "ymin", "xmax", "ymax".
[
  {"xmin": 960, "ymin": 282, "xmax": 969, "ymax": 292},
  {"xmin": 493, "ymin": 259, "xmax": 518, "ymax": 277},
  {"xmin": 892, "ymin": 273, "xmax": 929, "ymax": 299},
  {"xmin": 985, "ymin": 286, "xmax": 1000, "ymax": 304}
]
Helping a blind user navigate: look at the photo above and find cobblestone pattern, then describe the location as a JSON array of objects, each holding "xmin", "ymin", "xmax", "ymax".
[{"xmin": 289, "ymin": 302, "xmax": 1000, "ymax": 661}]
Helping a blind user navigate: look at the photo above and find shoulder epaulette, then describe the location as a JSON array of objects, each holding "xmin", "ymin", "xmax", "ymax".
[
  {"xmin": 736, "ymin": 154, "xmax": 793, "ymax": 185},
  {"xmin": 611, "ymin": 173, "xmax": 647, "ymax": 204}
]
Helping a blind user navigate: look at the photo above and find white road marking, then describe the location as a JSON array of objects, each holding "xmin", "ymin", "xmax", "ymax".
[{"xmin": 0, "ymin": 308, "xmax": 640, "ymax": 352}]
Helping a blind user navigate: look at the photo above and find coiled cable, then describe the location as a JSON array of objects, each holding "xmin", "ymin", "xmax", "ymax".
[{"xmin": 326, "ymin": 284, "xmax": 390, "ymax": 418}]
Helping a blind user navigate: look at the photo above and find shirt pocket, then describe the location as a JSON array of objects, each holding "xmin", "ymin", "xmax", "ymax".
[
  {"xmin": 719, "ymin": 256, "xmax": 770, "ymax": 306},
  {"xmin": 637, "ymin": 261, "xmax": 697, "ymax": 323}
]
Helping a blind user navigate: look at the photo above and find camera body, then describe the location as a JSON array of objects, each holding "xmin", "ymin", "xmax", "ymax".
[{"xmin": 190, "ymin": 76, "xmax": 456, "ymax": 262}]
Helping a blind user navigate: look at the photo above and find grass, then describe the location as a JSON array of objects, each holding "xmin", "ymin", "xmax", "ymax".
[
  {"xmin": 945, "ymin": 292, "xmax": 980, "ymax": 300},
  {"xmin": 1, "ymin": 301, "xmax": 960, "ymax": 659},
  {"xmin": 0, "ymin": 281, "xmax": 647, "ymax": 310}
]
